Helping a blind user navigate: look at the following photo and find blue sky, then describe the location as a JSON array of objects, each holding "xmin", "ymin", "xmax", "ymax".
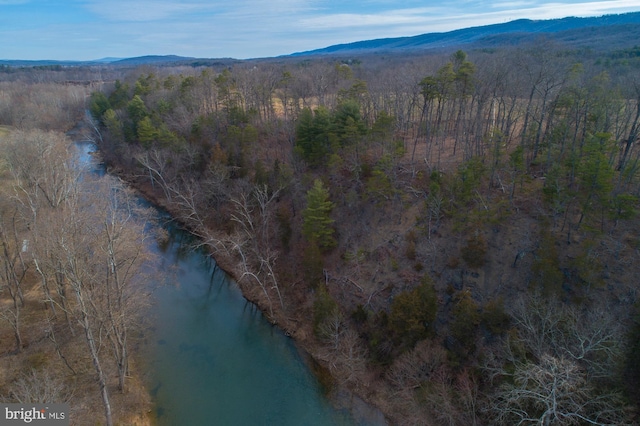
[{"xmin": 1, "ymin": 0, "xmax": 639, "ymax": 60}]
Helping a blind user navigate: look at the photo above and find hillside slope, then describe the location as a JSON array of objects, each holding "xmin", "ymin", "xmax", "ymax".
[{"xmin": 291, "ymin": 12, "xmax": 640, "ymax": 56}]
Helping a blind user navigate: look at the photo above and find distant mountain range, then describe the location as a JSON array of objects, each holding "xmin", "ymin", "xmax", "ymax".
[
  {"xmin": 291, "ymin": 11, "xmax": 640, "ymax": 56},
  {"xmin": 0, "ymin": 55, "xmax": 238, "ymax": 68},
  {"xmin": 1, "ymin": 11, "xmax": 639, "ymax": 67}
]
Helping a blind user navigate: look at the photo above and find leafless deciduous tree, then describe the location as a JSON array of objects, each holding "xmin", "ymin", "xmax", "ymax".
[
  {"xmin": 10, "ymin": 136, "xmax": 152, "ymax": 425},
  {"xmin": 385, "ymin": 339, "xmax": 446, "ymax": 392},
  {"xmin": 317, "ymin": 323, "xmax": 368, "ymax": 390},
  {"xmin": 229, "ymin": 184, "xmax": 284, "ymax": 315},
  {"xmin": 1, "ymin": 130, "xmax": 82, "ymax": 330},
  {"xmin": 45, "ymin": 177, "xmax": 153, "ymax": 426},
  {"xmin": 2, "ymin": 130, "xmax": 81, "ymax": 215},
  {"xmin": 484, "ymin": 293, "xmax": 630, "ymax": 425},
  {"xmin": 1, "ymin": 131, "xmax": 77, "ymax": 353},
  {"xmin": 0, "ymin": 82, "xmax": 87, "ymax": 131},
  {"xmin": 93, "ymin": 179, "xmax": 154, "ymax": 392},
  {"xmin": 0, "ymin": 202, "xmax": 28, "ymax": 353},
  {"xmin": 491, "ymin": 354, "xmax": 626, "ymax": 425},
  {"xmin": 5, "ymin": 369, "xmax": 73, "ymax": 405}
]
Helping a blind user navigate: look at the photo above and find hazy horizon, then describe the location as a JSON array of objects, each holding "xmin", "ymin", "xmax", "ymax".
[{"xmin": 2, "ymin": 0, "xmax": 639, "ymax": 61}]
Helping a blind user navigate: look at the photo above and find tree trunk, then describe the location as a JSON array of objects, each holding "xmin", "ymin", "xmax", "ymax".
[{"xmin": 79, "ymin": 301, "xmax": 113, "ymax": 426}]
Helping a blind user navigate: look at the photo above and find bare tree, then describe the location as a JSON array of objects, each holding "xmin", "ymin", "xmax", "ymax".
[
  {"xmin": 386, "ymin": 339, "xmax": 446, "ymax": 391},
  {"xmin": 163, "ymin": 175, "xmax": 287, "ymax": 318},
  {"xmin": 31, "ymin": 207, "xmax": 76, "ymax": 332},
  {"xmin": 485, "ymin": 293, "xmax": 630, "ymax": 425},
  {"xmin": 2, "ymin": 129, "xmax": 81, "ymax": 212},
  {"xmin": 95, "ymin": 179, "xmax": 154, "ymax": 392},
  {"xmin": 0, "ymin": 205, "xmax": 29, "ymax": 352},
  {"xmin": 1, "ymin": 125, "xmax": 157, "ymax": 424},
  {"xmin": 135, "ymin": 148, "xmax": 175, "ymax": 201},
  {"xmin": 37, "ymin": 177, "xmax": 153, "ymax": 426},
  {"xmin": 53, "ymin": 184, "xmax": 114, "ymax": 426},
  {"xmin": 491, "ymin": 354, "xmax": 626, "ymax": 425},
  {"xmin": 509, "ymin": 293, "xmax": 623, "ymax": 379},
  {"xmin": 229, "ymin": 184, "xmax": 284, "ymax": 316},
  {"xmin": 5, "ymin": 369, "xmax": 73, "ymax": 405},
  {"xmin": 1, "ymin": 129, "xmax": 83, "ymax": 341}
]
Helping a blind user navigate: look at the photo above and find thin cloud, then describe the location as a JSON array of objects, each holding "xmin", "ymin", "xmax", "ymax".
[
  {"xmin": 491, "ymin": 1, "xmax": 537, "ymax": 8},
  {"xmin": 299, "ymin": 12, "xmax": 432, "ymax": 30},
  {"xmin": 83, "ymin": 0, "xmax": 311, "ymax": 23},
  {"xmin": 83, "ymin": 0, "xmax": 220, "ymax": 22},
  {"xmin": 299, "ymin": 1, "xmax": 640, "ymax": 34},
  {"xmin": 2, "ymin": 0, "xmax": 639, "ymax": 60}
]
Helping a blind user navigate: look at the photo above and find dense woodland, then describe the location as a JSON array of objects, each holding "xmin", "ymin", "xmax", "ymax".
[
  {"xmin": 2, "ymin": 39, "xmax": 640, "ymax": 425},
  {"xmin": 0, "ymin": 73, "xmax": 154, "ymax": 424}
]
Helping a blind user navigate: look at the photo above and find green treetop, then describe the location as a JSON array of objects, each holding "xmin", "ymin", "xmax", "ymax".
[{"xmin": 302, "ymin": 179, "xmax": 336, "ymax": 249}]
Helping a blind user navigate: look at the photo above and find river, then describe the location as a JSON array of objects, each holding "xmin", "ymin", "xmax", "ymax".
[{"xmin": 74, "ymin": 142, "xmax": 385, "ymax": 426}]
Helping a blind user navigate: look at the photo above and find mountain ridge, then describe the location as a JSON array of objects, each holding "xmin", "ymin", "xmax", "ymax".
[
  {"xmin": 290, "ymin": 11, "xmax": 640, "ymax": 56},
  {"xmin": 1, "ymin": 12, "xmax": 640, "ymax": 66}
]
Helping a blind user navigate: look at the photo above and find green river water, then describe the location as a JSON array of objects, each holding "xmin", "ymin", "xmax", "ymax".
[{"xmin": 76, "ymin": 142, "xmax": 385, "ymax": 426}]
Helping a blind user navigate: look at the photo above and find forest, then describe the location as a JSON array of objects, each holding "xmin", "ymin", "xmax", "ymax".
[
  {"xmin": 2, "ymin": 38, "xmax": 640, "ymax": 425},
  {"xmin": 0, "ymin": 70, "xmax": 155, "ymax": 424}
]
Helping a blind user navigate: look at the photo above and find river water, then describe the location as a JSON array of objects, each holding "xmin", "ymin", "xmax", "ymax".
[{"xmin": 74, "ymin": 143, "xmax": 382, "ymax": 425}]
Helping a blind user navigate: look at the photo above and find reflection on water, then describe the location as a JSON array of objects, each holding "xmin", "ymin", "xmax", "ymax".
[
  {"xmin": 144, "ymin": 225, "xmax": 356, "ymax": 425},
  {"xmin": 72, "ymin": 142, "xmax": 371, "ymax": 425}
]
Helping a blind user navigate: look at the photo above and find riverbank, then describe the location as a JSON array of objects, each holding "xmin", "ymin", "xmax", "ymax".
[
  {"xmin": 0, "ymin": 305, "xmax": 154, "ymax": 426},
  {"xmin": 98, "ymin": 156, "xmax": 390, "ymax": 425},
  {"xmin": 0, "ymin": 130, "xmax": 155, "ymax": 426}
]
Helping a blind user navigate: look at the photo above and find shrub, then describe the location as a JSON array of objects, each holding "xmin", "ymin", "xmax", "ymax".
[
  {"xmin": 275, "ymin": 204, "xmax": 292, "ymax": 251},
  {"xmin": 302, "ymin": 241, "xmax": 324, "ymax": 288},
  {"xmin": 388, "ymin": 275, "xmax": 438, "ymax": 352},
  {"xmin": 313, "ymin": 286, "xmax": 339, "ymax": 337},
  {"xmin": 625, "ymin": 303, "xmax": 640, "ymax": 406},
  {"xmin": 449, "ymin": 289, "xmax": 480, "ymax": 362},
  {"xmin": 481, "ymin": 297, "xmax": 511, "ymax": 335},
  {"xmin": 531, "ymin": 226, "xmax": 563, "ymax": 295},
  {"xmin": 351, "ymin": 304, "xmax": 368, "ymax": 324},
  {"xmin": 405, "ymin": 230, "xmax": 417, "ymax": 260},
  {"xmin": 461, "ymin": 232, "xmax": 487, "ymax": 268}
]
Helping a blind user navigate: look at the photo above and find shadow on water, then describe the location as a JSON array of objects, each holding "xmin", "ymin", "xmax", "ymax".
[
  {"xmin": 73, "ymin": 141, "xmax": 386, "ymax": 426},
  {"xmin": 142, "ymin": 236, "xmax": 366, "ymax": 426}
]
